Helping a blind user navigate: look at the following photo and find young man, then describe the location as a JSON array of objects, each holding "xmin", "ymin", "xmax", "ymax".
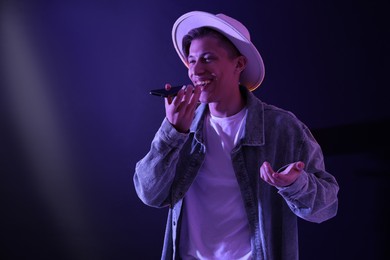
[{"xmin": 134, "ymin": 11, "xmax": 339, "ymax": 260}]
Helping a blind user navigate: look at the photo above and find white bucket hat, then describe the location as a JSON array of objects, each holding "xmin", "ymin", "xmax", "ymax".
[{"xmin": 172, "ymin": 11, "xmax": 265, "ymax": 91}]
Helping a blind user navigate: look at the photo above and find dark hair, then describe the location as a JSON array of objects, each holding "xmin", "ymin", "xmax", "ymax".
[{"xmin": 182, "ymin": 27, "xmax": 241, "ymax": 59}]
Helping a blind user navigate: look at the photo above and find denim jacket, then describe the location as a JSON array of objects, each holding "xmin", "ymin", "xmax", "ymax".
[{"xmin": 134, "ymin": 87, "xmax": 339, "ymax": 260}]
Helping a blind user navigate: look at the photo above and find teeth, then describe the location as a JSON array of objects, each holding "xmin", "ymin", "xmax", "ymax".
[{"xmin": 195, "ymin": 80, "xmax": 211, "ymax": 87}]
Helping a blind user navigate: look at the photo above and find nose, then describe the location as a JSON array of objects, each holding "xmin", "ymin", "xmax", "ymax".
[{"xmin": 189, "ymin": 60, "xmax": 205, "ymax": 76}]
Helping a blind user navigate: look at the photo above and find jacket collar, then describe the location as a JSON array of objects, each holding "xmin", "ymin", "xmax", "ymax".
[{"xmin": 240, "ymin": 86, "xmax": 265, "ymax": 146}]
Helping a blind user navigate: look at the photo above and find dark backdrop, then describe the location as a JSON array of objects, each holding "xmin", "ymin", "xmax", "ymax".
[{"xmin": 1, "ymin": 0, "xmax": 389, "ymax": 259}]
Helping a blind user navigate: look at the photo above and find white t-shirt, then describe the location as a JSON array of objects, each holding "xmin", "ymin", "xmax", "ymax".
[{"xmin": 179, "ymin": 108, "xmax": 251, "ymax": 260}]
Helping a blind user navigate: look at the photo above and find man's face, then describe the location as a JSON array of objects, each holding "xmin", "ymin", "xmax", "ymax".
[{"xmin": 187, "ymin": 36, "xmax": 241, "ymax": 104}]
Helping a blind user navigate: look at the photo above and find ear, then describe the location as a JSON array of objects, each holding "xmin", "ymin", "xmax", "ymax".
[{"xmin": 236, "ymin": 55, "xmax": 247, "ymax": 73}]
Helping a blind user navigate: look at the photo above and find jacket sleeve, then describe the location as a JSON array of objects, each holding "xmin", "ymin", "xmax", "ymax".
[
  {"xmin": 133, "ymin": 118, "xmax": 189, "ymax": 208},
  {"xmin": 277, "ymin": 126, "xmax": 339, "ymax": 223}
]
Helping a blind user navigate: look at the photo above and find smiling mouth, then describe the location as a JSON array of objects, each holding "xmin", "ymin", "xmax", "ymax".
[{"xmin": 194, "ymin": 80, "xmax": 211, "ymax": 87}]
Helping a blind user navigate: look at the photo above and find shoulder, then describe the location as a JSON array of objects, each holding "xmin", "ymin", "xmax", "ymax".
[
  {"xmin": 255, "ymin": 97, "xmax": 308, "ymax": 134},
  {"xmin": 263, "ymin": 103, "xmax": 299, "ymax": 123},
  {"xmin": 248, "ymin": 91, "xmax": 302, "ymax": 125}
]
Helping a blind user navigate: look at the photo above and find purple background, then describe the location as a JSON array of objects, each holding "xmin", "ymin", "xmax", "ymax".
[{"xmin": 1, "ymin": 0, "xmax": 389, "ymax": 259}]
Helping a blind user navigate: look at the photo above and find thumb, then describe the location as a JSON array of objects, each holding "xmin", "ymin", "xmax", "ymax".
[{"xmin": 295, "ymin": 161, "xmax": 305, "ymax": 171}]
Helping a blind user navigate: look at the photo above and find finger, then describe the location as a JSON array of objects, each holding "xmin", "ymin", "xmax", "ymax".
[
  {"xmin": 265, "ymin": 161, "xmax": 276, "ymax": 175},
  {"xmin": 173, "ymin": 86, "xmax": 185, "ymax": 106},
  {"xmin": 259, "ymin": 164, "xmax": 266, "ymax": 180},
  {"xmin": 260, "ymin": 162, "xmax": 273, "ymax": 183},
  {"xmin": 295, "ymin": 161, "xmax": 305, "ymax": 171},
  {"xmin": 191, "ymin": 85, "xmax": 202, "ymax": 102},
  {"xmin": 260, "ymin": 168, "xmax": 270, "ymax": 183},
  {"xmin": 188, "ymin": 86, "xmax": 201, "ymax": 111},
  {"xmin": 283, "ymin": 161, "xmax": 304, "ymax": 174},
  {"xmin": 182, "ymin": 85, "xmax": 194, "ymax": 105},
  {"xmin": 266, "ymin": 162, "xmax": 281, "ymax": 185},
  {"xmin": 165, "ymin": 96, "xmax": 173, "ymax": 105}
]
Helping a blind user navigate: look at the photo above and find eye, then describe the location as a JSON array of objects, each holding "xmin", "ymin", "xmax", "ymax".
[
  {"xmin": 203, "ymin": 55, "xmax": 214, "ymax": 63},
  {"xmin": 187, "ymin": 59, "xmax": 195, "ymax": 64}
]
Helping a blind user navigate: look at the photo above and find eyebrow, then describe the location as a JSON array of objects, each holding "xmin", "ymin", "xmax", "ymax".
[{"xmin": 188, "ymin": 51, "xmax": 214, "ymax": 59}]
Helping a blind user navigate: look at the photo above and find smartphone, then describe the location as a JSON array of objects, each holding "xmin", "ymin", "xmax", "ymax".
[{"xmin": 150, "ymin": 85, "xmax": 184, "ymax": 97}]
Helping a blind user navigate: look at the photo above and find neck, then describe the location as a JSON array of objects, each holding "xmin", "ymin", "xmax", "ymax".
[{"xmin": 208, "ymin": 89, "xmax": 245, "ymax": 117}]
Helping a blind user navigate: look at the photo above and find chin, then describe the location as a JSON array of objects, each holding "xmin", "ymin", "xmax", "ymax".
[{"xmin": 199, "ymin": 93, "xmax": 212, "ymax": 104}]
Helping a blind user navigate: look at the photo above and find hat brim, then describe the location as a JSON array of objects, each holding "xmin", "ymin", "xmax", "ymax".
[{"xmin": 172, "ymin": 11, "xmax": 265, "ymax": 91}]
